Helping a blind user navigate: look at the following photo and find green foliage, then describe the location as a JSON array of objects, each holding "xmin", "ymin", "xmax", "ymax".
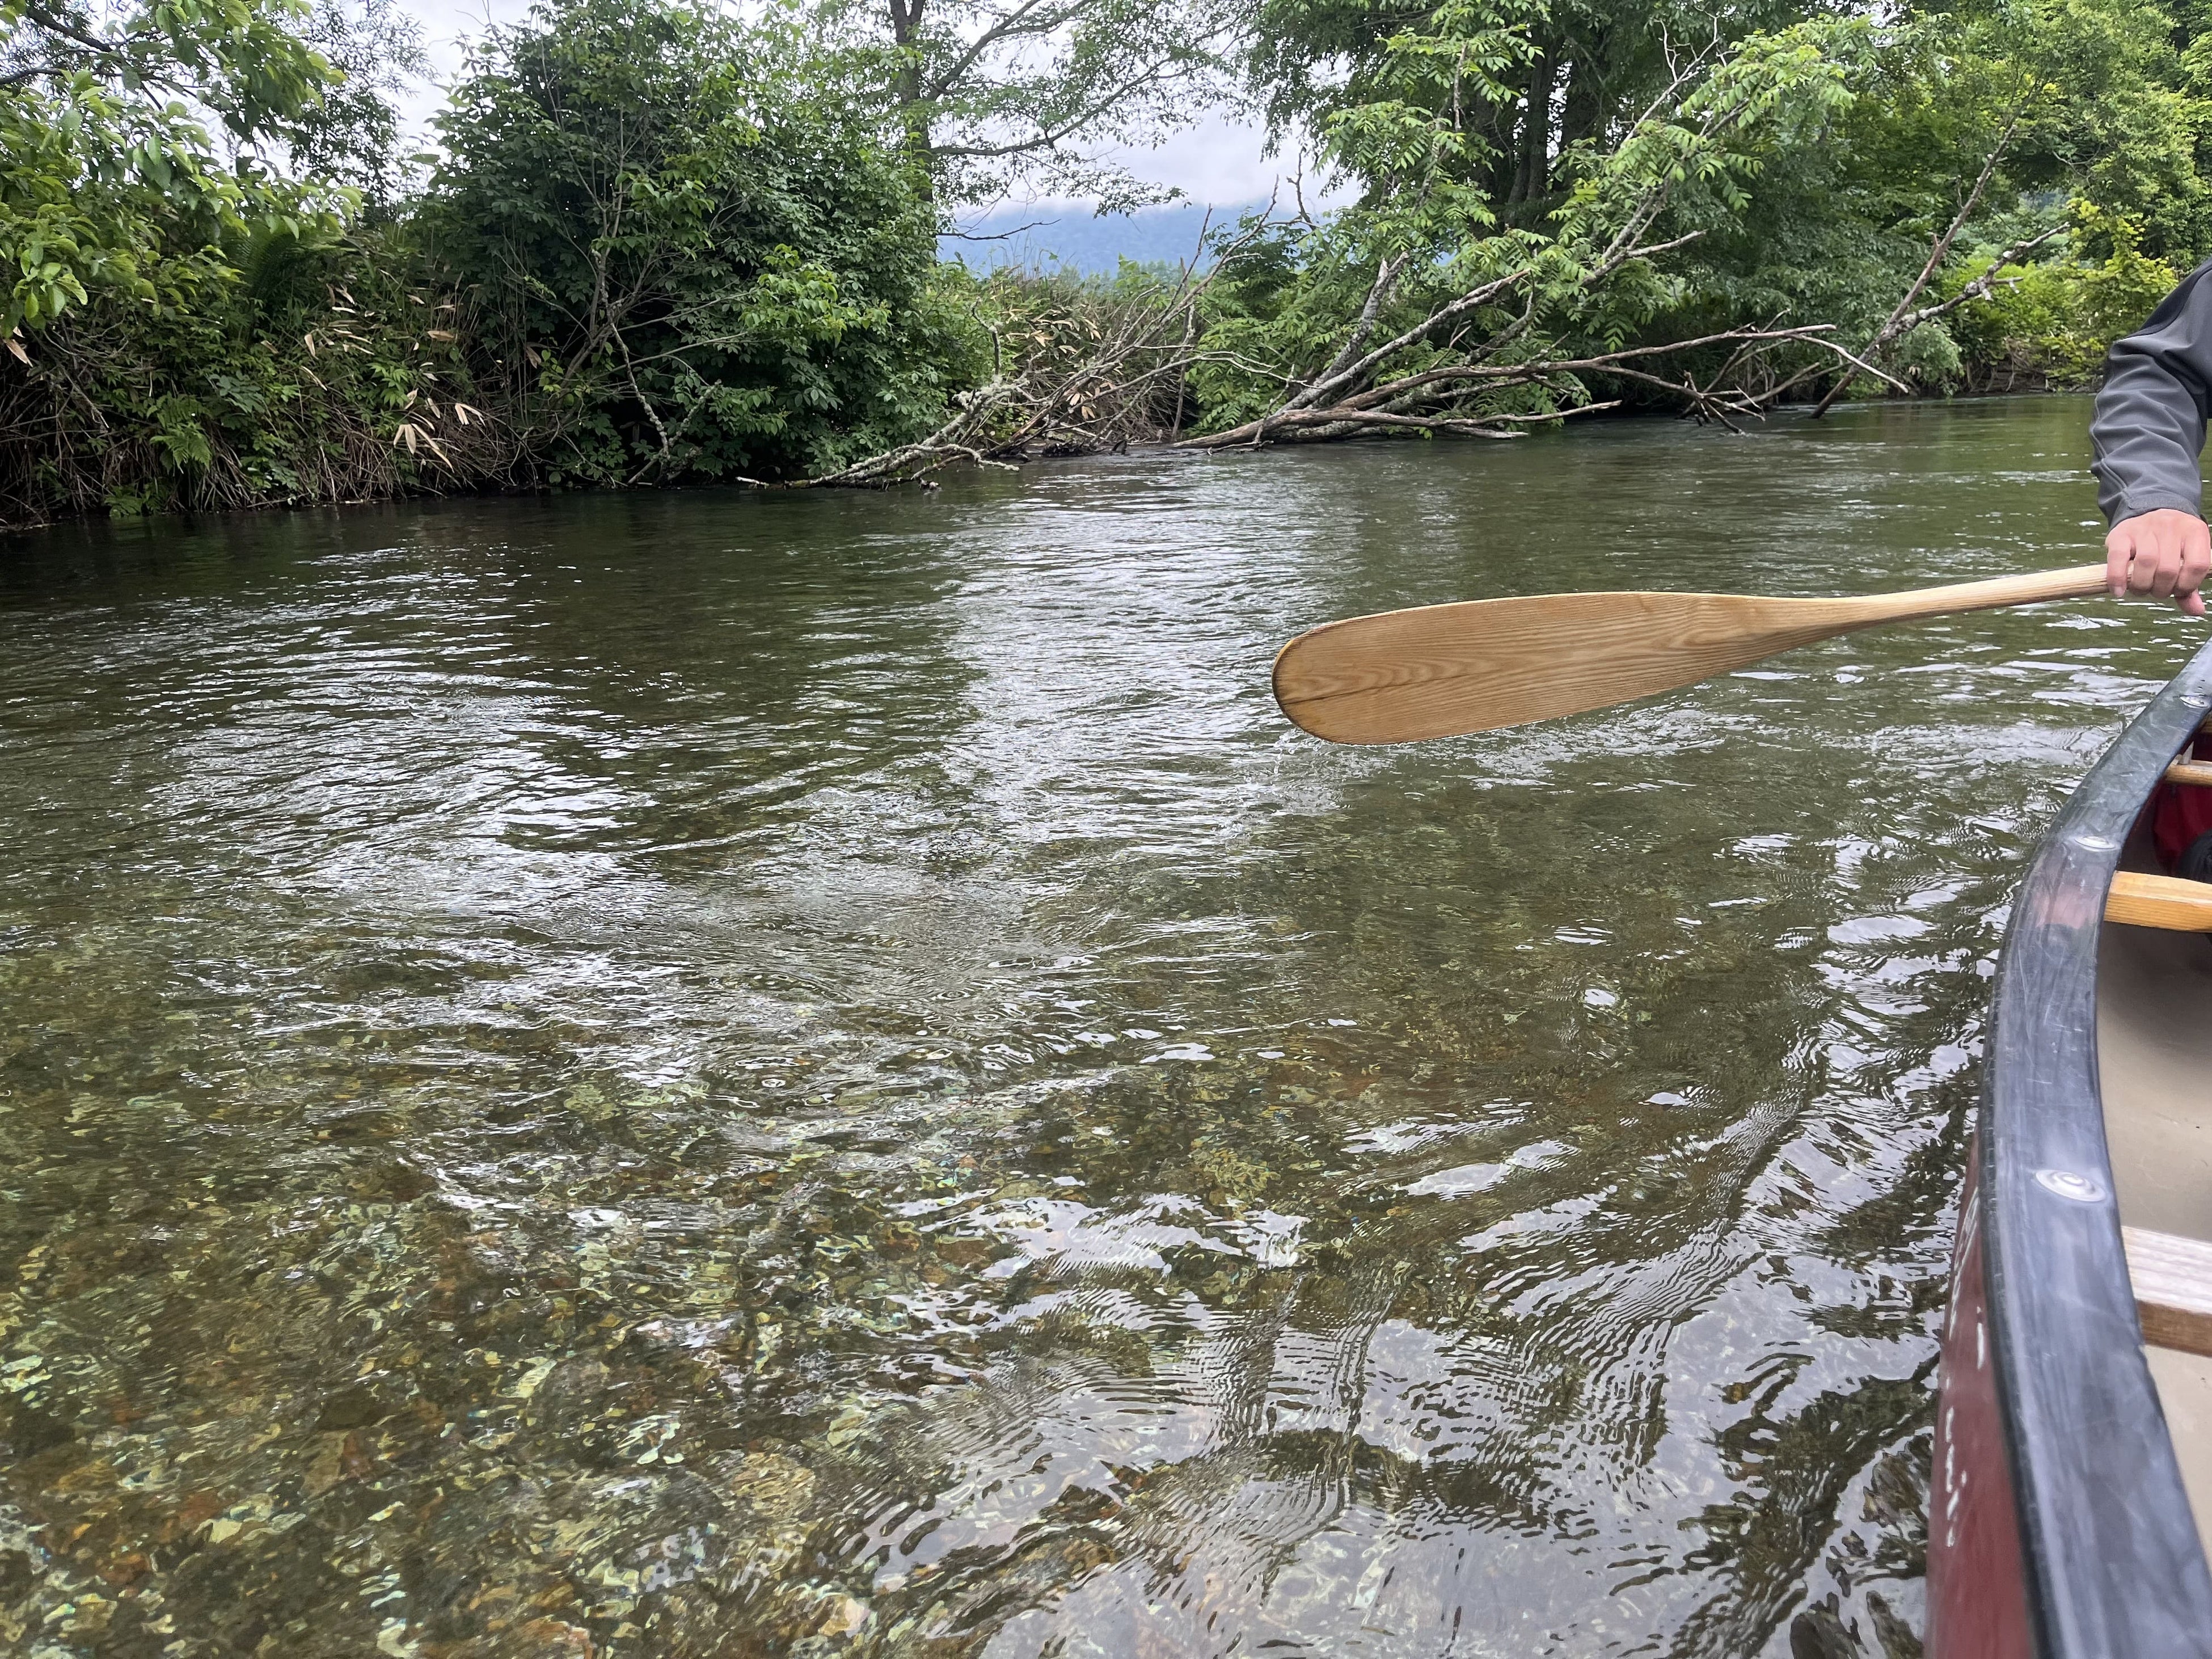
[
  {"xmin": 1950, "ymin": 203, "xmax": 2186, "ymax": 385},
  {"xmin": 3, "ymin": 0, "xmax": 964, "ymax": 524},
  {"xmin": 1610, "ymin": 0, "xmax": 2212, "ymax": 396},
  {"xmin": 0, "ymin": 0, "xmax": 350, "ymax": 335},
  {"xmin": 425, "ymin": 0, "xmax": 956, "ymax": 485},
  {"xmin": 286, "ymin": 0, "xmax": 432, "ymax": 210},
  {"xmin": 1247, "ymin": 0, "xmax": 1821, "ymax": 214},
  {"xmin": 1220, "ymin": 0, "xmax": 2212, "ymax": 424},
  {"xmin": 12, "ymin": 0, "xmax": 2212, "ymax": 525},
  {"xmin": 2, "ymin": 213, "xmax": 489, "ymax": 524},
  {"xmin": 0, "ymin": 0, "xmax": 454, "ymax": 522},
  {"xmin": 1188, "ymin": 7, "xmax": 1859, "ymax": 433}
]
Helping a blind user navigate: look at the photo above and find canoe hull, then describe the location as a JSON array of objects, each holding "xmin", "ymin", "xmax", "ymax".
[
  {"xmin": 1926, "ymin": 640, "xmax": 2212, "ymax": 1658},
  {"xmin": 1925, "ymin": 1137, "xmax": 2033, "ymax": 1658}
]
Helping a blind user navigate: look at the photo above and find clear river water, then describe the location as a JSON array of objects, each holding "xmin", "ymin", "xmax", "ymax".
[{"xmin": 3, "ymin": 398, "xmax": 2203, "ymax": 1658}]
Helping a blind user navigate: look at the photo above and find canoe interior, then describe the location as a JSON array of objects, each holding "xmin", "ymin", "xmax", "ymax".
[{"xmin": 2101, "ymin": 816, "xmax": 2212, "ymax": 1558}]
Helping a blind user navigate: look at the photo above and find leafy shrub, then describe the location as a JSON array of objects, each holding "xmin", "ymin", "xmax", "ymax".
[
  {"xmin": 1950, "ymin": 206, "xmax": 2184, "ymax": 389},
  {"xmin": 424, "ymin": 0, "xmax": 959, "ymax": 487}
]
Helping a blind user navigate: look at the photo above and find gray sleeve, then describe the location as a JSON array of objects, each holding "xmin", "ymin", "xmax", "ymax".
[{"xmin": 2091, "ymin": 259, "xmax": 2212, "ymax": 525}]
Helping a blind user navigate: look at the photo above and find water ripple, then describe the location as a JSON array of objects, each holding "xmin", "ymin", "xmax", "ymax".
[{"xmin": 1, "ymin": 401, "xmax": 2196, "ymax": 1656}]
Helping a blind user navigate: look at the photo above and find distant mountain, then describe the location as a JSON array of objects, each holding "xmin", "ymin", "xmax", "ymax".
[{"xmin": 940, "ymin": 201, "xmax": 1273, "ymax": 275}]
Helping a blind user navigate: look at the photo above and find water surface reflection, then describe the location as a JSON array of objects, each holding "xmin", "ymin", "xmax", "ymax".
[{"xmin": 1, "ymin": 400, "xmax": 2190, "ymax": 1657}]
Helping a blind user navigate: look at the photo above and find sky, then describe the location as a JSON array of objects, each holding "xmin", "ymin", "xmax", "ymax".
[{"xmin": 394, "ymin": 0, "xmax": 1305, "ymax": 210}]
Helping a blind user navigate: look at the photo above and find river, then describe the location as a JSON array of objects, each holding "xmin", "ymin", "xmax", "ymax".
[{"xmin": 2, "ymin": 397, "xmax": 2201, "ymax": 1658}]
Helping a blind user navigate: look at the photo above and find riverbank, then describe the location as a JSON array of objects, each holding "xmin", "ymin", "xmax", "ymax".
[{"xmin": 0, "ymin": 383, "xmax": 2095, "ymax": 541}]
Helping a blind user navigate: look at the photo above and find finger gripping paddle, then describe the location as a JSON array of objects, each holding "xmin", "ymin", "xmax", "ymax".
[{"xmin": 1273, "ymin": 564, "xmax": 2112, "ymax": 745}]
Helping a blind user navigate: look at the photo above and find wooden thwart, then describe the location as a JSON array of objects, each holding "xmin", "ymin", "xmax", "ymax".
[
  {"xmin": 2166, "ymin": 759, "xmax": 2212, "ymax": 788},
  {"xmin": 2106, "ymin": 870, "xmax": 2212, "ymax": 930},
  {"xmin": 2126, "ymin": 1227, "xmax": 2212, "ymax": 1358}
]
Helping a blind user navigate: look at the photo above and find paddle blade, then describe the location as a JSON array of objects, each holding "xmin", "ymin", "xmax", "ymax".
[{"xmin": 1273, "ymin": 590, "xmax": 1840, "ymax": 745}]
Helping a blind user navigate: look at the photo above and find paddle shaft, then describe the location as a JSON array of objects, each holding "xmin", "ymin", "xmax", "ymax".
[
  {"xmin": 1274, "ymin": 564, "xmax": 2114, "ymax": 745},
  {"xmin": 1813, "ymin": 563, "xmax": 2108, "ymax": 626}
]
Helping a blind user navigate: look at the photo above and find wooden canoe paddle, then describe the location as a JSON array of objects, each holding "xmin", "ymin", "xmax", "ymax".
[{"xmin": 1273, "ymin": 563, "xmax": 2114, "ymax": 745}]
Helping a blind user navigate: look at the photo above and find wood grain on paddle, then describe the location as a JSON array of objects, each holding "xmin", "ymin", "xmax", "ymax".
[{"xmin": 1273, "ymin": 564, "xmax": 2112, "ymax": 744}]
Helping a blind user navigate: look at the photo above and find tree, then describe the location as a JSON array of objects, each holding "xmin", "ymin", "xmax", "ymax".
[
  {"xmin": 0, "ymin": 0, "xmax": 347, "ymax": 338},
  {"xmin": 428, "ymin": 0, "xmax": 965, "ymax": 485},
  {"xmin": 1180, "ymin": 9, "xmax": 1870, "ymax": 445},
  {"xmin": 837, "ymin": 0, "xmax": 1245, "ymax": 205},
  {"xmin": 286, "ymin": 0, "xmax": 431, "ymax": 212},
  {"xmin": 0, "ymin": 0, "xmax": 481, "ymax": 525},
  {"xmin": 1658, "ymin": 0, "xmax": 2212, "ymax": 404},
  {"xmin": 1246, "ymin": 0, "xmax": 1819, "ymax": 217}
]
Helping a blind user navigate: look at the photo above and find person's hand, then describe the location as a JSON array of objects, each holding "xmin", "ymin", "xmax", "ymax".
[{"xmin": 2106, "ymin": 508, "xmax": 2211, "ymax": 617}]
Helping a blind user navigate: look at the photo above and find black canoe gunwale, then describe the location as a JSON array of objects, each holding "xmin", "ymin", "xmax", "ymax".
[{"xmin": 1980, "ymin": 638, "xmax": 2212, "ymax": 1654}]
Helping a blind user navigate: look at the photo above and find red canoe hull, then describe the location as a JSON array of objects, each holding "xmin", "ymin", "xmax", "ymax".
[{"xmin": 1925, "ymin": 1140, "xmax": 2034, "ymax": 1658}]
